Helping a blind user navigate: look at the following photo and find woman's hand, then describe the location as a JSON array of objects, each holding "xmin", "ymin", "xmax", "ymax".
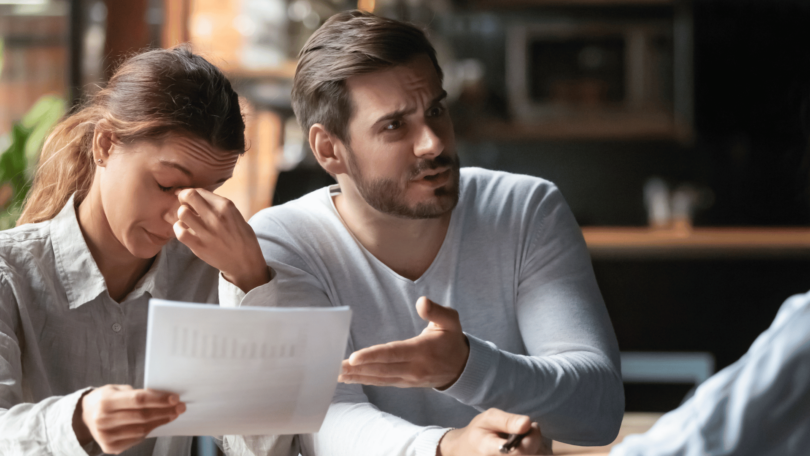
[
  {"xmin": 174, "ymin": 188, "xmax": 271, "ymax": 293},
  {"xmin": 73, "ymin": 385, "xmax": 185, "ymax": 454},
  {"xmin": 438, "ymin": 408, "xmax": 550, "ymax": 456}
]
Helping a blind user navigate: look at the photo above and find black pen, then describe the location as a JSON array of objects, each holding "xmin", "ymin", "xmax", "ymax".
[{"xmin": 499, "ymin": 430, "xmax": 530, "ymax": 454}]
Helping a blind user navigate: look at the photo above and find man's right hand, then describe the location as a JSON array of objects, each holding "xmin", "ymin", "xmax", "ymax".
[
  {"xmin": 73, "ymin": 385, "xmax": 186, "ymax": 454},
  {"xmin": 438, "ymin": 408, "xmax": 551, "ymax": 456}
]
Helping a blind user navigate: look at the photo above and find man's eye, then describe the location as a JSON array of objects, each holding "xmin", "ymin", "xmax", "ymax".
[
  {"xmin": 158, "ymin": 184, "xmax": 173, "ymax": 192},
  {"xmin": 385, "ymin": 120, "xmax": 402, "ymax": 131},
  {"xmin": 428, "ymin": 106, "xmax": 444, "ymax": 117}
]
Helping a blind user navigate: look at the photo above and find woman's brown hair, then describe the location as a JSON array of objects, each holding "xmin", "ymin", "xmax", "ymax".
[{"xmin": 17, "ymin": 46, "xmax": 245, "ymax": 225}]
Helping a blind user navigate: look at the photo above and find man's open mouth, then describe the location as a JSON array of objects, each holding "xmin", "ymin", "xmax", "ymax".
[{"xmin": 416, "ymin": 168, "xmax": 450, "ymax": 181}]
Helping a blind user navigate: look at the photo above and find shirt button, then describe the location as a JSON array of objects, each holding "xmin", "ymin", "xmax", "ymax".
[{"xmin": 112, "ymin": 323, "xmax": 122, "ymax": 332}]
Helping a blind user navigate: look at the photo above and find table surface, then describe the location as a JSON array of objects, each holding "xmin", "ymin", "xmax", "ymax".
[{"xmin": 553, "ymin": 412, "xmax": 663, "ymax": 455}]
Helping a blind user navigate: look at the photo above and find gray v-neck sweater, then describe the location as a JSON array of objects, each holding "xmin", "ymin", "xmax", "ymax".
[{"xmin": 224, "ymin": 167, "xmax": 623, "ymax": 456}]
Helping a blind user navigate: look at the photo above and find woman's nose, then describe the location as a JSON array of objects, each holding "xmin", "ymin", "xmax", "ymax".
[{"xmin": 163, "ymin": 198, "xmax": 181, "ymax": 225}]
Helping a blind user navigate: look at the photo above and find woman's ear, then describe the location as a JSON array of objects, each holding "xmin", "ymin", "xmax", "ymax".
[
  {"xmin": 309, "ymin": 124, "xmax": 349, "ymax": 176},
  {"xmin": 91, "ymin": 120, "xmax": 115, "ymax": 166}
]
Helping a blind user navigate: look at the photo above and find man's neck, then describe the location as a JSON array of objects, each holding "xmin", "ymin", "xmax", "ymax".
[
  {"xmin": 76, "ymin": 187, "xmax": 154, "ymax": 302},
  {"xmin": 333, "ymin": 186, "xmax": 451, "ymax": 282}
]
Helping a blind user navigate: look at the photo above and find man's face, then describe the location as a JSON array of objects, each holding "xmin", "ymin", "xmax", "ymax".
[{"xmin": 341, "ymin": 54, "xmax": 460, "ymax": 219}]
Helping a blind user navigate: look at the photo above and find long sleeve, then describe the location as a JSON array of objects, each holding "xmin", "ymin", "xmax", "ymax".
[
  {"xmin": 299, "ymin": 386, "xmax": 450, "ymax": 456},
  {"xmin": 234, "ymin": 172, "xmax": 625, "ymax": 455},
  {"xmin": 0, "ymin": 273, "xmax": 92, "ymax": 456},
  {"xmin": 611, "ymin": 292, "xmax": 810, "ymax": 456},
  {"xmin": 439, "ymin": 187, "xmax": 624, "ymax": 445},
  {"xmin": 229, "ymin": 264, "xmax": 453, "ymax": 456}
]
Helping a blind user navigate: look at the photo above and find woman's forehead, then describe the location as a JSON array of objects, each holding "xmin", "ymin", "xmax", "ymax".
[
  {"xmin": 159, "ymin": 136, "xmax": 238, "ymax": 168},
  {"xmin": 151, "ymin": 135, "xmax": 239, "ymax": 184},
  {"xmin": 167, "ymin": 136, "xmax": 237, "ymax": 164}
]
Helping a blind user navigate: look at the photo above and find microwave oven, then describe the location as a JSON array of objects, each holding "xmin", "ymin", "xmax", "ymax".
[{"xmin": 506, "ymin": 17, "xmax": 692, "ymax": 140}]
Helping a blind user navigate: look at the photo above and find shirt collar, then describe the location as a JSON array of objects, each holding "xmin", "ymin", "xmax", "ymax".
[
  {"xmin": 50, "ymin": 195, "xmax": 171, "ymax": 309},
  {"xmin": 124, "ymin": 245, "xmax": 170, "ymax": 302}
]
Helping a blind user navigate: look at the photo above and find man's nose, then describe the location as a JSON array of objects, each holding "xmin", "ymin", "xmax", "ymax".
[{"xmin": 413, "ymin": 124, "xmax": 444, "ymax": 159}]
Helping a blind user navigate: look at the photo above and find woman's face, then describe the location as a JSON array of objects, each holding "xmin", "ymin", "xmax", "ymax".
[{"xmin": 96, "ymin": 135, "xmax": 239, "ymax": 259}]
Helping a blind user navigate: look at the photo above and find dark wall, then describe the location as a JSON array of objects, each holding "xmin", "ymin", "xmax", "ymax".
[
  {"xmin": 692, "ymin": 0, "xmax": 810, "ymax": 226},
  {"xmin": 458, "ymin": 140, "xmax": 696, "ymax": 226},
  {"xmin": 453, "ymin": 0, "xmax": 810, "ymax": 227}
]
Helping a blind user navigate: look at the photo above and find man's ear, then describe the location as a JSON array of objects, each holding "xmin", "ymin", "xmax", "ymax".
[
  {"xmin": 91, "ymin": 120, "xmax": 115, "ymax": 166},
  {"xmin": 309, "ymin": 123, "xmax": 349, "ymax": 176}
]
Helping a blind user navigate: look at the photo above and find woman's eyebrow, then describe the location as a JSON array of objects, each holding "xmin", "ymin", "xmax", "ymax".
[{"xmin": 159, "ymin": 160, "xmax": 193, "ymax": 177}]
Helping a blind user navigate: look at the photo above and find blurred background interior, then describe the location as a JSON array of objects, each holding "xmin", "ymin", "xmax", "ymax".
[{"xmin": 2, "ymin": 0, "xmax": 810, "ymax": 423}]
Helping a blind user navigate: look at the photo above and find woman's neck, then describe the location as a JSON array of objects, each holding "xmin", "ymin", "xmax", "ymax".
[{"xmin": 76, "ymin": 189, "xmax": 154, "ymax": 302}]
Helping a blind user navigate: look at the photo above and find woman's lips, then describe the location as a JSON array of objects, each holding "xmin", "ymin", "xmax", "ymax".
[{"xmin": 145, "ymin": 229, "xmax": 171, "ymax": 244}]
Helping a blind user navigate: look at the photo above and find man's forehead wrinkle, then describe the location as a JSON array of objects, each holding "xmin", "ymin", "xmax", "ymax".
[
  {"xmin": 360, "ymin": 82, "xmax": 438, "ymax": 115},
  {"xmin": 348, "ymin": 57, "xmax": 444, "ymax": 129}
]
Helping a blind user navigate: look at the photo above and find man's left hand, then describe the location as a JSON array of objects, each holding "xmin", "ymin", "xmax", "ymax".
[{"xmin": 339, "ymin": 297, "xmax": 469, "ymax": 389}]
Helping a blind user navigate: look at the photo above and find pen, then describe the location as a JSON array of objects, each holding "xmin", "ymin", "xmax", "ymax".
[{"xmin": 499, "ymin": 430, "xmax": 530, "ymax": 454}]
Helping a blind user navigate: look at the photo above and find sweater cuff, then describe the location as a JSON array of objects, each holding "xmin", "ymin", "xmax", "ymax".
[
  {"xmin": 414, "ymin": 427, "xmax": 453, "ymax": 456},
  {"xmin": 219, "ymin": 268, "xmax": 275, "ymax": 308},
  {"xmin": 45, "ymin": 387, "xmax": 95, "ymax": 456},
  {"xmin": 439, "ymin": 333, "xmax": 500, "ymax": 406}
]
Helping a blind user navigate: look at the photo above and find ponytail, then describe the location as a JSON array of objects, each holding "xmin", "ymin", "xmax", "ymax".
[{"xmin": 17, "ymin": 108, "xmax": 99, "ymax": 225}]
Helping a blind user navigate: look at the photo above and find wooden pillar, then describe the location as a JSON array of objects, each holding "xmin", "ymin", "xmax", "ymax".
[
  {"xmin": 104, "ymin": 0, "xmax": 151, "ymax": 77},
  {"xmin": 215, "ymin": 100, "xmax": 282, "ymax": 219},
  {"xmin": 162, "ymin": 0, "xmax": 190, "ymax": 48}
]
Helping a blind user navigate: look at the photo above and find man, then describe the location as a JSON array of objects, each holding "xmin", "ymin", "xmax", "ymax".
[{"xmin": 224, "ymin": 10, "xmax": 623, "ymax": 456}]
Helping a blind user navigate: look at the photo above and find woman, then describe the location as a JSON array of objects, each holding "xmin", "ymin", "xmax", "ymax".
[{"xmin": 0, "ymin": 47, "xmax": 271, "ymax": 455}]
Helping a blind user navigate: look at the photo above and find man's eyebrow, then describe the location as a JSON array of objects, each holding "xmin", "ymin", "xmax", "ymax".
[
  {"xmin": 432, "ymin": 90, "xmax": 448, "ymax": 105},
  {"xmin": 159, "ymin": 160, "xmax": 193, "ymax": 177},
  {"xmin": 373, "ymin": 106, "xmax": 417, "ymax": 126},
  {"xmin": 372, "ymin": 90, "xmax": 449, "ymax": 127}
]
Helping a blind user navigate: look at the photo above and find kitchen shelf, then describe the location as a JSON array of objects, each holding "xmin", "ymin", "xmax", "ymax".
[{"xmin": 582, "ymin": 227, "xmax": 810, "ymax": 259}]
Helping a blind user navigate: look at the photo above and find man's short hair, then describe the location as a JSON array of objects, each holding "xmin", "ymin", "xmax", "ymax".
[{"xmin": 291, "ymin": 10, "xmax": 443, "ymax": 145}]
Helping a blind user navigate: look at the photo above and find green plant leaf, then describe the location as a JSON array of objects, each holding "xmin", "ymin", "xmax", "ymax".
[
  {"xmin": 0, "ymin": 94, "xmax": 65, "ymax": 229},
  {"xmin": 22, "ymin": 96, "xmax": 66, "ymax": 170},
  {"xmin": 0, "ymin": 124, "xmax": 30, "ymax": 184}
]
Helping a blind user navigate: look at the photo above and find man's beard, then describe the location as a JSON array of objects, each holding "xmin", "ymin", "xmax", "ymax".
[{"xmin": 344, "ymin": 147, "xmax": 460, "ymax": 220}]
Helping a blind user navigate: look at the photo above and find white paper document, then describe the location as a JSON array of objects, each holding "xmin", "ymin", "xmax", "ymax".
[{"xmin": 144, "ymin": 299, "xmax": 351, "ymax": 437}]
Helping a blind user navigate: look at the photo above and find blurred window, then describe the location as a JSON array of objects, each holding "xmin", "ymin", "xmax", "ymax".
[{"xmin": 0, "ymin": 0, "xmax": 69, "ymax": 135}]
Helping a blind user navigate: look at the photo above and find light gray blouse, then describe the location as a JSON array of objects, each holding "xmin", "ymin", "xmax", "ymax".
[{"xmin": 0, "ymin": 197, "xmax": 220, "ymax": 456}]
